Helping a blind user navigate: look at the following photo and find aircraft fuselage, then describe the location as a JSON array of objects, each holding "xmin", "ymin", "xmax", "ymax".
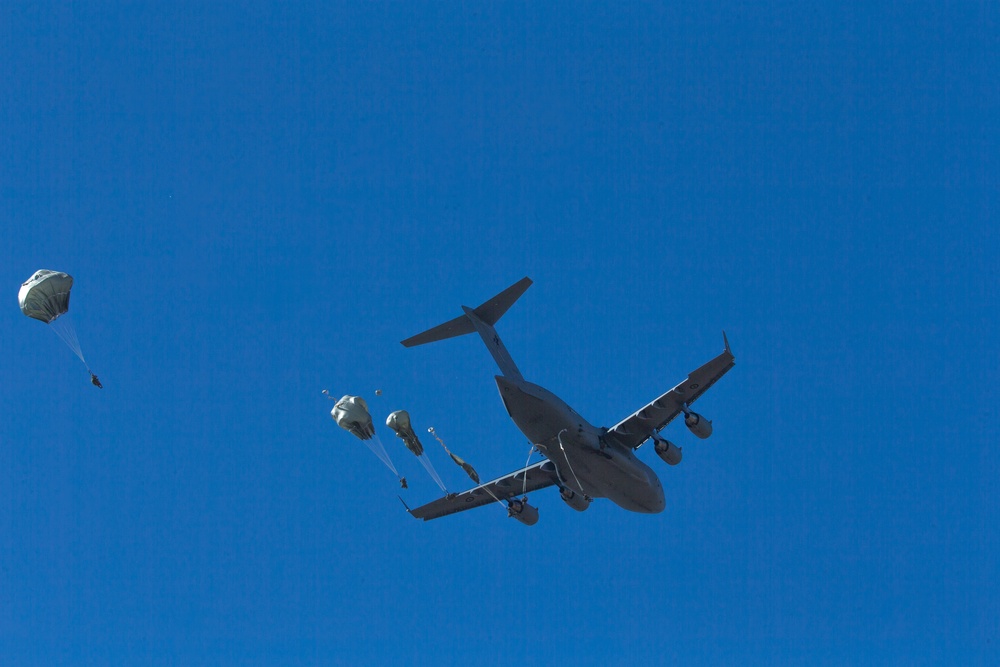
[{"xmin": 495, "ymin": 375, "xmax": 665, "ymax": 514}]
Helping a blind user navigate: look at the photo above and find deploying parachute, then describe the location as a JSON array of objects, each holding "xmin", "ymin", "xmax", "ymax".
[
  {"xmin": 428, "ymin": 426, "xmax": 480, "ymax": 484},
  {"xmin": 19, "ymin": 269, "xmax": 101, "ymax": 387},
  {"xmin": 325, "ymin": 391, "xmax": 406, "ymax": 488},
  {"xmin": 386, "ymin": 410, "xmax": 447, "ymax": 492}
]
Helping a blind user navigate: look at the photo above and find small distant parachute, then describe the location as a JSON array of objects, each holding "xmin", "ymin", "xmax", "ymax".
[{"xmin": 19, "ymin": 269, "xmax": 101, "ymax": 387}]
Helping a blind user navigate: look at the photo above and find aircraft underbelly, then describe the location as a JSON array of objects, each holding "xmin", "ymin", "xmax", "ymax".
[
  {"xmin": 570, "ymin": 449, "xmax": 664, "ymax": 514},
  {"xmin": 496, "ymin": 377, "xmax": 578, "ymax": 444},
  {"xmin": 495, "ymin": 376, "xmax": 665, "ymax": 514}
]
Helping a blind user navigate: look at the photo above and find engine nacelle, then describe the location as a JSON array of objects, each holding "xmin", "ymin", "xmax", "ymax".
[
  {"xmin": 654, "ymin": 438, "xmax": 683, "ymax": 465},
  {"xmin": 507, "ymin": 498, "xmax": 539, "ymax": 525},
  {"xmin": 559, "ymin": 487, "xmax": 591, "ymax": 512},
  {"xmin": 684, "ymin": 411, "xmax": 713, "ymax": 439}
]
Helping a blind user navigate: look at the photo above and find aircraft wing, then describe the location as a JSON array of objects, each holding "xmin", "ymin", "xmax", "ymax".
[
  {"xmin": 407, "ymin": 460, "xmax": 559, "ymax": 521},
  {"xmin": 606, "ymin": 334, "xmax": 735, "ymax": 450}
]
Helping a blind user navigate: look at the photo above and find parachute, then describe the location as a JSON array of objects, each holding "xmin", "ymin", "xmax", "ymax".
[
  {"xmin": 425, "ymin": 425, "xmax": 511, "ymax": 511},
  {"xmin": 386, "ymin": 410, "xmax": 447, "ymax": 492},
  {"xmin": 325, "ymin": 391, "xmax": 406, "ymax": 488},
  {"xmin": 19, "ymin": 269, "xmax": 101, "ymax": 387},
  {"xmin": 448, "ymin": 451, "xmax": 480, "ymax": 484},
  {"xmin": 19, "ymin": 269, "xmax": 72, "ymax": 323},
  {"xmin": 331, "ymin": 394, "xmax": 376, "ymax": 440},
  {"xmin": 428, "ymin": 426, "xmax": 480, "ymax": 484},
  {"xmin": 385, "ymin": 410, "xmax": 422, "ymax": 455}
]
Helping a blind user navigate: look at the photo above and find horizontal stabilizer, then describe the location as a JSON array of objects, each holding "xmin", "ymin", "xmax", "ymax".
[
  {"xmin": 401, "ymin": 277, "xmax": 532, "ymax": 348},
  {"xmin": 401, "ymin": 314, "xmax": 475, "ymax": 347},
  {"xmin": 472, "ymin": 277, "xmax": 532, "ymax": 326}
]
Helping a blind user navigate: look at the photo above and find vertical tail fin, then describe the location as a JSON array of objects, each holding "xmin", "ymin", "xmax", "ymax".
[{"xmin": 401, "ymin": 277, "xmax": 532, "ymax": 379}]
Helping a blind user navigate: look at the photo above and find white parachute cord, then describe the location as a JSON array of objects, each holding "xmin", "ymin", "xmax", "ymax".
[
  {"xmin": 521, "ymin": 444, "xmax": 535, "ymax": 497},
  {"xmin": 556, "ymin": 430, "xmax": 585, "ymax": 494},
  {"xmin": 469, "ymin": 479, "xmax": 509, "ymax": 515},
  {"xmin": 427, "ymin": 426, "xmax": 452, "ymax": 456},
  {"xmin": 480, "ymin": 483, "xmax": 508, "ymax": 511},
  {"xmin": 417, "ymin": 453, "xmax": 448, "ymax": 492},
  {"xmin": 48, "ymin": 316, "xmax": 87, "ymax": 367},
  {"xmin": 363, "ymin": 432, "xmax": 400, "ymax": 477}
]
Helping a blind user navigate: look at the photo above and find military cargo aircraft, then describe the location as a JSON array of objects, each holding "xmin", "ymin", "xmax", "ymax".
[{"xmin": 401, "ymin": 278, "xmax": 734, "ymax": 524}]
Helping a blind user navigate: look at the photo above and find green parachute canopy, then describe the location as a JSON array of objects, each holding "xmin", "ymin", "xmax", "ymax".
[
  {"xmin": 19, "ymin": 269, "xmax": 100, "ymax": 386},
  {"xmin": 386, "ymin": 410, "xmax": 423, "ymax": 456},
  {"xmin": 19, "ymin": 270, "xmax": 73, "ymax": 323}
]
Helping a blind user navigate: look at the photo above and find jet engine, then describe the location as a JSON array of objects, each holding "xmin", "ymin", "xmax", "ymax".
[
  {"xmin": 654, "ymin": 437, "xmax": 683, "ymax": 466},
  {"xmin": 684, "ymin": 411, "xmax": 713, "ymax": 439},
  {"xmin": 559, "ymin": 487, "xmax": 591, "ymax": 512},
  {"xmin": 507, "ymin": 498, "xmax": 539, "ymax": 525}
]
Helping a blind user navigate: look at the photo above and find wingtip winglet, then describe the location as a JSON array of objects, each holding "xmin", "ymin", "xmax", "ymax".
[
  {"xmin": 398, "ymin": 496, "xmax": 415, "ymax": 516},
  {"xmin": 723, "ymin": 330, "xmax": 732, "ymax": 355}
]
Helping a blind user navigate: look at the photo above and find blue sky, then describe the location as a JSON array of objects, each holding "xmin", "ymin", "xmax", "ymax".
[{"xmin": 2, "ymin": 2, "xmax": 997, "ymax": 665}]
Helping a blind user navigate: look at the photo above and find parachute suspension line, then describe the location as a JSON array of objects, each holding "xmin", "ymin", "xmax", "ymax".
[
  {"xmin": 521, "ymin": 445, "xmax": 535, "ymax": 497},
  {"xmin": 483, "ymin": 487, "xmax": 509, "ymax": 513},
  {"xmin": 363, "ymin": 432, "xmax": 400, "ymax": 478},
  {"xmin": 427, "ymin": 426, "xmax": 448, "ymax": 450},
  {"xmin": 417, "ymin": 454, "xmax": 448, "ymax": 493},
  {"xmin": 48, "ymin": 315, "xmax": 87, "ymax": 367},
  {"xmin": 370, "ymin": 390, "xmax": 406, "ymax": 487},
  {"xmin": 471, "ymin": 476, "xmax": 509, "ymax": 514},
  {"xmin": 556, "ymin": 430, "xmax": 584, "ymax": 494}
]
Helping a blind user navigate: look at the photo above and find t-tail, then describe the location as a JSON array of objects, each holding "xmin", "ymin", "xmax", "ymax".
[{"xmin": 401, "ymin": 277, "xmax": 532, "ymax": 380}]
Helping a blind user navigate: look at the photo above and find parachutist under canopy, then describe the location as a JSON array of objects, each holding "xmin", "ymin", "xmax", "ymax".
[
  {"xmin": 20, "ymin": 269, "xmax": 94, "ymax": 374},
  {"xmin": 90, "ymin": 373, "xmax": 103, "ymax": 389},
  {"xmin": 387, "ymin": 411, "xmax": 448, "ymax": 492},
  {"xmin": 400, "ymin": 477, "xmax": 408, "ymax": 489}
]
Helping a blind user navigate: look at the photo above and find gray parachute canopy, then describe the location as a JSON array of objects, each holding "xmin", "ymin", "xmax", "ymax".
[
  {"xmin": 386, "ymin": 410, "xmax": 424, "ymax": 456},
  {"xmin": 331, "ymin": 395, "xmax": 376, "ymax": 441},
  {"xmin": 19, "ymin": 270, "xmax": 73, "ymax": 323},
  {"xmin": 429, "ymin": 428, "xmax": 481, "ymax": 484},
  {"xmin": 449, "ymin": 452, "xmax": 480, "ymax": 484}
]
